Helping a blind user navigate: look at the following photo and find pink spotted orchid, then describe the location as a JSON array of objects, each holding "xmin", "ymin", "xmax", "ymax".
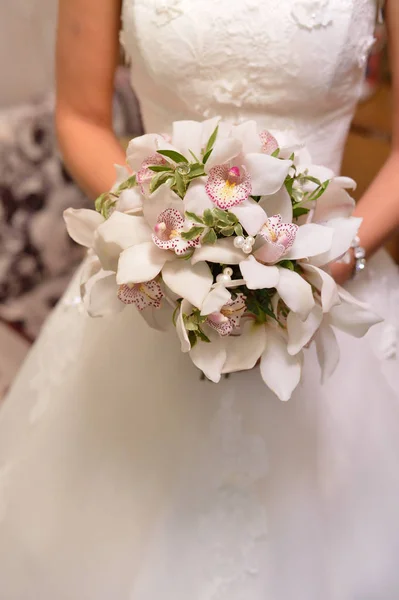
[
  {"xmin": 259, "ymin": 130, "xmax": 279, "ymax": 155},
  {"xmin": 205, "ymin": 165, "xmax": 252, "ymax": 209},
  {"xmin": 206, "ymin": 293, "xmax": 247, "ymax": 336},
  {"xmin": 254, "ymin": 215, "xmax": 298, "ymax": 264},
  {"xmin": 136, "ymin": 154, "xmax": 168, "ymax": 194},
  {"xmin": 152, "ymin": 208, "xmax": 201, "ymax": 255},
  {"xmin": 117, "ymin": 279, "xmax": 164, "ymax": 310}
]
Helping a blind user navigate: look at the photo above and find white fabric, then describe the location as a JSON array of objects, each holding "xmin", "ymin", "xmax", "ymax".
[{"xmin": 2, "ymin": 1, "xmax": 399, "ymax": 599}]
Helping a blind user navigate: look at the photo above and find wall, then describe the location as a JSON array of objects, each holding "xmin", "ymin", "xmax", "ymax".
[{"xmin": 0, "ymin": 0, "xmax": 58, "ymax": 109}]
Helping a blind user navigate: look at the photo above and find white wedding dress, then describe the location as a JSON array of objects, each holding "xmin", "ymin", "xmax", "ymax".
[{"xmin": 1, "ymin": 1, "xmax": 399, "ymax": 598}]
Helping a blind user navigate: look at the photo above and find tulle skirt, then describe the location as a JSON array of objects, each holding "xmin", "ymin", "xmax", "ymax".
[{"xmin": 0, "ymin": 249, "xmax": 399, "ymax": 599}]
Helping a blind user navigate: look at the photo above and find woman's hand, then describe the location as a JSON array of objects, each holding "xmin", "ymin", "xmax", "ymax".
[{"xmin": 330, "ymin": 256, "xmax": 355, "ymax": 286}]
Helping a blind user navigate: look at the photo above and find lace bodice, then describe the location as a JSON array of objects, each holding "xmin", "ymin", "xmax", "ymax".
[{"xmin": 122, "ymin": 0, "xmax": 377, "ymax": 174}]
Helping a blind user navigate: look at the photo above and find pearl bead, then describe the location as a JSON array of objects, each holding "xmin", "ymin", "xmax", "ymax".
[
  {"xmin": 223, "ymin": 267, "xmax": 233, "ymax": 277},
  {"xmin": 246, "ymin": 236, "xmax": 255, "ymax": 246},
  {"xmin": 216, "ymin": 273, "xmax": 232, "ymax": 284},
  {"xmin": 242, "ymin": 242, "xmax": 253, "ymax": 254},
  {"xmin": 234, "ymin": 236, "xmax": 245, "ymax": 248}
]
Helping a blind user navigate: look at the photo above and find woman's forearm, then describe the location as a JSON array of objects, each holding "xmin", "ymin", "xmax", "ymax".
[
  {"xmin": 330, "ymin": 152, "xmax": 399, "ymax": 284},
  {"xmin": 353, "ymin": 150, "xmax": 399, "ymax": 257},
  {"xmin": 56, "ymin": 110, "xmax": 127, "ymax": 200}
]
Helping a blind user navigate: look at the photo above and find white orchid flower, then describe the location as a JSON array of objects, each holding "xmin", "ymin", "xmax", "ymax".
[
  {"xmin": 180, "ymin": 307, "xmax": 303, "ymax": 400},
  {"xmin": 115, "ymin": 185, "xmax": 215, "ymax": 311}
]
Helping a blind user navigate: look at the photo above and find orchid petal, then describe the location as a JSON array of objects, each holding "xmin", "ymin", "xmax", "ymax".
[
  {"xmin": 64, "ymin": 208, "xmax": 104, "ymax": 248},
  {"xmin": 313, "ymin": 182, "xmax": 355, "ymax": 223},
  {"xmin": 201, "ymin": 285, "xmax": 232, "ymax": 316},
  {"xmin": 80, "ymin": 255, "xmax": 102, "ymax": 304},
  {"xmin": 87, "ymin": 271, "xmax": 124, "ymax": 318},
  {"xmin": 231, "ymin": 121, "xmax": 262, "ymax": 153},
  {"xmin": 222, "ymin": 320, "xmax": 266, "ymax": 373},
  {"xmin": 94, "ymin": 212, "xmax": 152, "ymax": 271},
  {"xmin": 172, "ymin": 120, "xmax": 203, "ymax": 159},
  {"xmin": 287, "ymin": 305, "xmax": 323, "ymax": 355},
  {"xmin": 143, "ymin": 186, "xmax": 183, "ymax": 229},
  {"xmin": 111, "ymin": 164, "xmax": 130, "ymax": 191},
  {"xmin": 301, "ymin": 264, "xmax": 340, "ymax": 312},
  {"xmin": 117, "ymin": 242, "xmax": 170, "ymax": 285},
  {"xmin": 192, "ymin": 238, "xmax": 244, "ymax": 265},
  {"xmin": 126, "ymin": 133, "xmax": 162, "ymax": 172},
  {"xmin": 240, "ymin": 256, "xmax": 280, "ymax": 289},
  {"xmin": 259, "ymin": 187, "xmax": 293, "ymax": 223},
  {"xmin": 284, "ymin": 223, "xmax": 333, "ymax": 260},
  {"xmin": 314, "ymin": 322, "xmax": 340, "ymax": 383},
  {"xmin": 204, "ymin": 138, "xmax": 242, "ymax": 172},
  {"xmin": 201, "ymin": 116, "xmax": 223, "ymax": 143},
  {"xmin": 176, "ymin": 299, "xmax": 192, "ymax": 352},
  {"xmin": 224, "ymin": 278, "xmax": 247, "ymax": 289},
  {"xmin": 310, "ymin": 217, "xmax": 362, "ymax": 267},
  {"xmin": 139, "ymin": 301, "xmax": 174, "ymax": 332},
  {"xmin": 254, "ymin": 241, "xmax": 285, "ymax": 265},
  {"xmin": 116, "ymin": 187, "xmax": 143, "ymax": 214},
  {"xmin": 183, "ymin": 178, "xmax": 213, "ymax": 214},
  {"xmin": 260, "ymin": 328, "xmax": 303, "ymax": 401},
  {"xmin": 334, "ymin": 176, "xmax": 357, "ymax": 191},
  {"xmin": 244, "ymin": 154, "xmax": 292, "ymax": 196},
  {"xmin": 276, "ymin": 268, "xmax": 315, "ymax": 320},
  {"xmin": 230, "ymin": 199, "xmax": 268, "ymax": 236},
  {"xmin": 162, "ymin": 260, "xmax": 213, "ymax": 308},
  {"xmin": 329, "ymin": 287, "xmax": 383, "ymax": 338},
  {"xmin": 297, "ymin": 164, "xmax": 334, "ymax": 191},
  {"xmin": 189, "ymin": 329, "xmax": 227, "ymax": 383}
]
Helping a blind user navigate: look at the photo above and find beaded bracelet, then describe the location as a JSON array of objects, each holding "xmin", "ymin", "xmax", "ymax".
[{"xmin": 351, "ymin": 235, "xmax": 367, "ymax": 278}]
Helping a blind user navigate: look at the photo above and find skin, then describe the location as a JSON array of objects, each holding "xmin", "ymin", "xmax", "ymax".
[{"xmin": 56, "ymin": 0, "xmax": 399, "ymax": 284}]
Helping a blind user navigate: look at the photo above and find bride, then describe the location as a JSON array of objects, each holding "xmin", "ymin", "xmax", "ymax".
[{"xmin": 1, "ymin": 0, "xmax": 399, "ymax": 598}]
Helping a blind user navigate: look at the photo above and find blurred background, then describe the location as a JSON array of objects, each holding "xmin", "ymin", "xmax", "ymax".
[{"xmin": 0, "ymin": 2, "xmax": 397, "ymax": 398}]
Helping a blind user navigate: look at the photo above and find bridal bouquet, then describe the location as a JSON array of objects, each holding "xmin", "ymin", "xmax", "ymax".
[{"xmin": 64, "ymin": 118, "xmax": 381, "ymax": 400}]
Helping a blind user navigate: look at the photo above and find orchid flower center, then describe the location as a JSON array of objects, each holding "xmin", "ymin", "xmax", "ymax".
[
  {"xmin": 154, "ymin": 221, "xmax": 180, "ymax": 241},
  {"xmin": 227, "ymin": 166, "xmax": 241, "ymax": 186}
]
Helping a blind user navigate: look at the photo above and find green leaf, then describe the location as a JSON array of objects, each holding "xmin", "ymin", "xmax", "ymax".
[
  {"xmin": 148, "ymin": 165, "xmax": 173, "ymax": 173},
  {"xmin": 117, "ymin": 174, "xmax": 137, "ymax": 192},
  {"xmin": 95, "ymin": 192, "xmax": 108, "ymax": 212},
  {"xmin": 188, "ymin": 330, "xmax": 198, "ymax": 348},
  {"xmin": 189, "ymin": 150, "xmax": 201, "ymax": 163},
  {"xmin": 302, "ymin": 175, "xmax": 322, "ymax": 186},
  {"xmin": 157, "ymin": 149, "xmax": 189, "ymax": 164},
  {"xmin": 309, "ymin": 180, "xmax": 330, "ymax": 202},
  {"xmin": 181, "ymin": 226, "xmax": 205, "ymax": 240},
  {"xmin": 203, "ymin": 209, "xmax": 214, "ymax": 227},
  {"xmin": 204, "ymin": 124, "xmax": 219, "ymax": 155},
  {"xmin": 271, "ymin": 148, "xmax": 280, "ymax": 157},
  {"xmin": 185, "ymin": 320, "xmax": 199, "ymax": 331},
  {"xmin": 197, "ymin": 328, "xmax": 211, "ymax": 343},
  {"xmin": 212, "ymin": 207, "xmax": 231, "ymax": 224},
  {"xmin": 149, "ymin": 171, "xmax": 172, "ymax": 194},
  {"xmin": 220, "ymin": 226, "xmax": 235, "ymax": 237},
  {"xmin": 292, "ymin": 206, "xmax": 310, "ymax": 219},
  {"xmin": 234, "ymin": 223, "xmax": 244, "ymax": 237},
  {"xmin": 202, "ymin": 149, "xmax": 213, "ymax": 164},
  {"xmin": 188, "ymin": 163, "xmax": 206, "ymax": 179},
  {"xmin": 289, "ymin": 152, "xmax": 295, "ymax": 161},
  {"xmin": 174, "ymin": 171, "xmax": 186, "ymax": 197},
  {"xmin": 278, "ymin": 260, "xmax": 295, "ymax": 271},
  {"xmin": 202, "ymin": 228, "xmax": 217, "ymax": 245},
  {"xmin": 185, "ymin": 211, "xmax": 204, "ymax": 224}
]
